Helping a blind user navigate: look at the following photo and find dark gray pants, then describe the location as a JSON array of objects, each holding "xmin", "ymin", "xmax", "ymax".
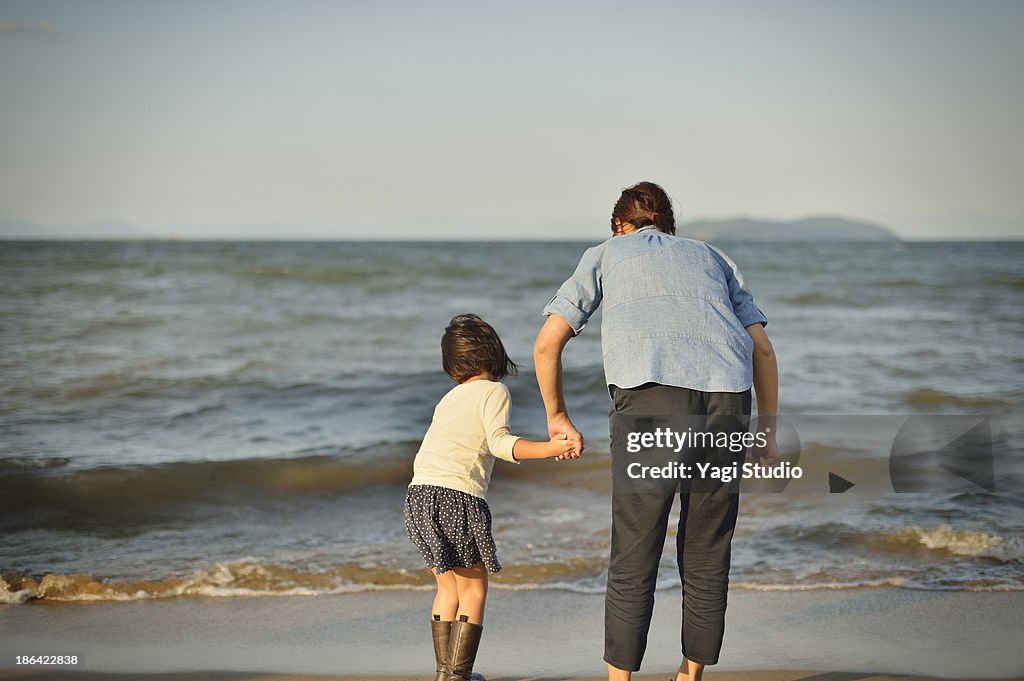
[{"xmin": 605, "ymin": 383, "xmax": 751, "ymax": 671}]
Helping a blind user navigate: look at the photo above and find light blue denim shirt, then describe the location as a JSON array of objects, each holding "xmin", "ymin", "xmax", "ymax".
[{"xmin": 543, "ymin": 227, "xmax": 768, "ymax": 395}]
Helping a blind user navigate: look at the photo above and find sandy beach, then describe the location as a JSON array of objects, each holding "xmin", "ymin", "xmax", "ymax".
[
  {"xmin": 0, "ymin": 672, "xmax": 1013, "ymax": 681},
  {"xmin": 1, "ymin": 588, "xmax": 1022, "ymax": 681}
]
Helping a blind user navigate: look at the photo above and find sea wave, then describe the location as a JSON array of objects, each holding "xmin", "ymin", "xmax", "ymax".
[
  {"xmin": 5, "ymin": 553, "xmax": 1022, "ymax": 605},
  {"xmin": 0, "ymin": 560, "xmax": 435, "ymax": 604},
  {"xmin": 0, "ymin": 445, "xmax": 617, "ymax": 519},
  {"xmin": 0, "ymin": 557, "xmax": 605, "ymax": 604},
  {"xmin": 781, "ymin": 293, "xmax": 870, "ymax": 307},
  {"xmin": 0, "ymin": 456, "xmax": 71, "ymax": 470},
  {"xmin": 0, "ymin": 449, "xmax": 419, "ymax": 517},
  {"xmin": 885, "ymin": 524, "xmax": 1024, "ymax": 563},
  {"xmin": 904, "ymin": 388, "xmax": 1011, "ymax": 410},
  {"xmin": 999, "ymin": 275, "xmax": 1024, "ymax": 290},
  {"xmin": 4, "ymin": 372, "xmax": 336, "ymax": 405},
  {"xmin": 2, "ymin": 364, "xmax": 605, "ymax": 413}
]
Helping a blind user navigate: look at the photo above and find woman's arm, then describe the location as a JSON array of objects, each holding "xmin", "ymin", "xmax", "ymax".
[
  {"xmin": 746, "ymin": 322, "xmax": 779, "ymax": 464},
  {"xmin": 533, "ymin": 314, "xmax": 584, "ymax": 456}
]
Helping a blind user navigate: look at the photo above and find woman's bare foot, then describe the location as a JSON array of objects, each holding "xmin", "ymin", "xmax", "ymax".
[
  {"xmin": 607, "ymin": 662, "xmax": 632, "ymax": 681},
  {"xmin": 675, "ymin": 657, "xmax": 704, "ymax": 681}
]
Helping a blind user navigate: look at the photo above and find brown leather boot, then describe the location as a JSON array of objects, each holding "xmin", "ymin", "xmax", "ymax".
[
  {"xmin": 431, "ymin": 616, "xmax": 453, "ymax": 681},
  {"xmin": 444, "ymin": 615, "xmax": 484, "ymax": 681}
]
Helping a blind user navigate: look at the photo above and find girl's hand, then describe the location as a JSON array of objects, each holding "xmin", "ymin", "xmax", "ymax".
[{"xmin": 549, "ymin": 433, "xmax": 580, "ymax": 460}]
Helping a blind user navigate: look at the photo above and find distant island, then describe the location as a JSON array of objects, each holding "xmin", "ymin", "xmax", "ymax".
[
  {"xmin": 2, "ymin": 214, "xmax": 901, "ymax": 241},
  {"xmin": 680, "ymin": 216, "xmax": 900, "ymax": 242}
]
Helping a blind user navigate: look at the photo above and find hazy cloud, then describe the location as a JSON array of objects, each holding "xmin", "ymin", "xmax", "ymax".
[
  {"xmin": 0, "ymin": 3, "xmax": 1021, "ymax": 239},
  {"xmin": 0, "ymin": 21, "xmax": 56, "ymax": 36}
]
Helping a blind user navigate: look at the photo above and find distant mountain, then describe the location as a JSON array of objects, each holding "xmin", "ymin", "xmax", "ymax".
[
  {"xmin": 1, "ymin": 213, "xmax": 901, "ymax": 241},
  {"xmin": 681, "ymin": 216, "xmax": 900, "ymax": 242}
]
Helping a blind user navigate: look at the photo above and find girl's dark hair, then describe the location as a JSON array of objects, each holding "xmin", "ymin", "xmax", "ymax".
[
  {"xmin": 611, "ymin": 181, "xmax": 676, "ymax": 235},
  {"xmin": 441, "ymin": 313, "xmax": 518, "ymax": 382}
]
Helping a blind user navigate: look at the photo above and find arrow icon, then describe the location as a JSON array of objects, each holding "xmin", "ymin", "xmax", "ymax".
[
  {"xmin": 889, "ymin": 416, "xmax": 995, "ymax": 493},
  {"xmin": 829, "ymin": 472, "xmax": 855, "ymax": 493},
  {"xmin": 939, "ymin": 418, "xmax": 994, "ymax": 492}
]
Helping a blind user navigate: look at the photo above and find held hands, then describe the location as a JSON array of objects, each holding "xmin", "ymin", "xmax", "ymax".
[
  {"xmin": 548, "ymin": 412, "xmax": 584, "ymax": 461},
  {"xmin": 547, "ymin": 433, "xmax": 580, "ymax": 460}
]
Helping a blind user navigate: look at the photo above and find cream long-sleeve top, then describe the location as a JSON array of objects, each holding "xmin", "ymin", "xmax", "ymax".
[{"xmin": 409, "ymin": 379, "xmax": 521, "ymax": 498}]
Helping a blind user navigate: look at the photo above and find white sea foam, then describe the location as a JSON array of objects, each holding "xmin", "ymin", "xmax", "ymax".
[
  {"xmin": 892, "ymin": 524, "xmax": 1023, "ymax": 562},
  {"xmin": 0, "ymin": 575, "xmax": 34, "ymax": 604}
]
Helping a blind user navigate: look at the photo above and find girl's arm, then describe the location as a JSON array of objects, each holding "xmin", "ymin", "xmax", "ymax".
[
  {"xmin": 513, "ymin": 434, "xmax": 577, "ymax": 461},
  {"xmin": 481, "ymin": 383, "xmax": 577, "ymax": 463}
]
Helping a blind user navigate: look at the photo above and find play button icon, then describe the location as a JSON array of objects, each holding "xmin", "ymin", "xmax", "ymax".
[{"xmin": 829, "ymin": 472, "xmax": 855, "ymax": 493}]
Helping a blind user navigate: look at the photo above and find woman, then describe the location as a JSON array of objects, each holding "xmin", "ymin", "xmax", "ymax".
[{"xmin": 533, "ymin": 181, "xmax": 779, "ymax": 681}]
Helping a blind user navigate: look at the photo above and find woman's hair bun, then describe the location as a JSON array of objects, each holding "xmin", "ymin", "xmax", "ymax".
[{"xmin": 611, "ymin": 182, "xmax": 676, "ymax": 235}]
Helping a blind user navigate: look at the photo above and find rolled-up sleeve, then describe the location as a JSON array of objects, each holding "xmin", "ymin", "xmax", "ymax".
[
  {"xmin": 542, "ymin": 245, "xmax": 603, "ymax": 335},
  {"xmin": 709, "ymin": 245, "xmax": 768, "ymax": 328},
  {"xmin": 480, "ymin": 384, "xmax": 521, "ymax": 464}
]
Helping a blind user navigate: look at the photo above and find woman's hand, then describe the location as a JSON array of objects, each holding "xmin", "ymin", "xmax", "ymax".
[
  {"xmin": 750, "ymin": 432, "xmax": 780, "ymax": 467},
  {"xmin": 548, "ymin": 412, "xmax": 583, "ymax": 460}
]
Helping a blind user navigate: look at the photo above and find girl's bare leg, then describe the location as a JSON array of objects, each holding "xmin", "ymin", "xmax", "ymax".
[
  {"xmin": 451, "ymin": 562, "xmax": 488, "ymax": 624},
  {"xmin": 432, "ymin": 568, "xmax": 459, "ymax": 620},
  {"xmin": 676, "ymin": 658, "xmax": 705, "ymax": 681}
]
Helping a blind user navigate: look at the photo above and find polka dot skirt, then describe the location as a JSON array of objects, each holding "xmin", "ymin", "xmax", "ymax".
[{"xmin": 404, "ymin": 484, "xmax": 502, "ymax": 574}]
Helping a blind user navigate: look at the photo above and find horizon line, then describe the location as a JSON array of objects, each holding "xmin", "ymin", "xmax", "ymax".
[{"xmin": 4, "ymin": 235, "xmax": 1024, "ymax": 243}]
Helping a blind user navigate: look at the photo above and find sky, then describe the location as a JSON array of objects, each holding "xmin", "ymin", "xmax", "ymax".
[{"xmin": 1, "ymin": 0, "xmax": 1023, "ymax": 240}]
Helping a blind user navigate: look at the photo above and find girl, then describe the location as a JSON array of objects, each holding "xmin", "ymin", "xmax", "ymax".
[{"xmin": 405, "ymin": 313, "xmax": 579, "ymax": 681}]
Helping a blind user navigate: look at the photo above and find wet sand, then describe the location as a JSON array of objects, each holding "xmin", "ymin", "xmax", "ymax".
[
  {"xmin": 1, "ymin": 672, "xmax": 1016, "ymax": 681},
  {"xmin": 0, "ymin": 588, "xmax": 1021, "ymax": 680}
]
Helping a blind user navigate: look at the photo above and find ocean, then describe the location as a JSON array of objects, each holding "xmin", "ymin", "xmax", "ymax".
[{"xmin": 1, "ymin": 239, "xmax": 1022, "ymax": 603}]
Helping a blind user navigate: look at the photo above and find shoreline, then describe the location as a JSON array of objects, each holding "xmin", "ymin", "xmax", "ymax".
[
  {"xmin": 2, "ymin": 673, "xmax": 1019, "ymax": 681},
  {"xmin": 1, "ymin": 588, "xmax": 1022, "ymax": 680}
]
